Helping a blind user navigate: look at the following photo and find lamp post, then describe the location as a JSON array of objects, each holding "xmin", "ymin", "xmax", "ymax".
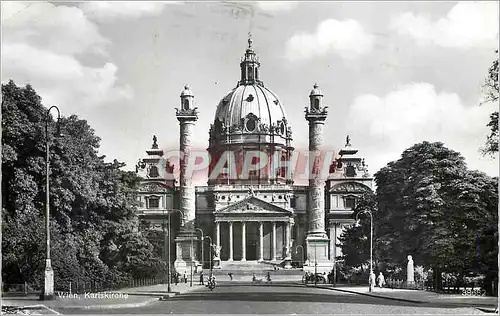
[
  {"xmin": 195, "ymin": 228, "xmax": 204, "ymax": 270},
  {"xmin": 190, "ymin": 230, "xmax": 194, "ymax": 287},
  {"xmin": 295, "ymin": 245, "xmax": 304, "ymax": 268},
  {"xmin": 356, "ymin": 209, "xmax": 374, "ymax": 293},
  {"xmin": 314, "ymin": 244, "xmax": 318, "ymax": 286},
  {"xmin": 204, "ymin": 236, "xmax": 213, "ymax": 273},
  {"xmin": 166, "ymin": 209, "xmax": 182, "ymax": 293},
  {"xmin": 41, "ymin": 106, "xmax": 62, "ymax": 301}
]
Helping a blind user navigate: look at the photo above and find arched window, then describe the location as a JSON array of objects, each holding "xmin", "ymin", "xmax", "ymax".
[
  {"xmin": 248, "ymin": 67, "xmax": 254, "ymax": 80},
  {"xmin": 149, "ymin": 166, "xmax": 159, "ymax": 178},
  {"xmin": 346, "ymin": 165, "xmax": 356, "ymax": 177},
  {"xmin": 183, "ymin": 99, "xmax": 189, "ymax": 110},
  {"xmin": 314, "ymin": 99, "xmax": 320, "ymax": 110}
]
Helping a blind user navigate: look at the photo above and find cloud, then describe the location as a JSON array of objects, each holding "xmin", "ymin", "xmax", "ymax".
[
  {"xmin": 346, "ymin": 83, "xmax": 498, "ymax": 176},
  {"xmin": 1, "ymin": 2, "xmax": 132, "ymax": 111},
  {"xmin": 80, "ymin": 1, "xmax": 173, "ymax": 21},
  {"xmin": 390, "ymin": 1, "xmax": 499, "ymax": 49},
  {"xmin": 2, "ymin": 43, "xmax": 133, "ymax": 107},
  {"xmin": 256, "ymin": 2, "xmax": 298, "ymax": 12},
  {"xmin": 285, "ymin": 19, "xmax": 375, "ymax": 61},
  {"xmin": 2, "ymin": 2, "xmax": 108, "ymax": 55}
]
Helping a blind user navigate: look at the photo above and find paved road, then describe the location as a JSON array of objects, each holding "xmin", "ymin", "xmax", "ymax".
[{"xmin": 59, "ymin": 282, "xmax": 487, "ymax": 314}]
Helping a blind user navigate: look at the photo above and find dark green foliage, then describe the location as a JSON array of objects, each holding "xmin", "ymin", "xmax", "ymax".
[{"xmin": 2, "ymin": 80, "xmax": 163, "ymax": 290}]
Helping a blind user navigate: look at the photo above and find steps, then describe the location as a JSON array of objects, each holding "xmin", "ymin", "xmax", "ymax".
[{"xmin": 205, "ymin": 260, "xmax": 304, "ymax": 282}]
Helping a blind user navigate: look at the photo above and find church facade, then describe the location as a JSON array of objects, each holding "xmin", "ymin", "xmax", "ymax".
[{"xmin": 134, "ymin": 37, "xmax": 373, "ymax": 275}]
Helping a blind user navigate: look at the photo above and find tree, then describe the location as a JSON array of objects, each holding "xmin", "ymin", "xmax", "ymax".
[
  {"xmin": 373, "ymin": 141, "xmax": 498, "ymax": 292},
  {"xmin": 338, "ymin": 192, "xmax": 376, "ymax": 270},
  {"xmin": 2, "ymin": 80, "xmax": 163, "ymax": 290},
  {"xmin": 481, "ymin": 51, "xmax": 498, "ymax": 156}
]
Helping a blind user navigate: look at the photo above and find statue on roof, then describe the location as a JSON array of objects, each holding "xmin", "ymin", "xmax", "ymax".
[
  {"xmin": 346, "ymin": 134, "xmax": 351, "ymax": 147},
  {"xmin": 152, "ymin": 135, "xmax": 158, "ymax": 149},
  {"xmin": 248, "ymin": 186, "xmax": 255, "ymax": 196}
]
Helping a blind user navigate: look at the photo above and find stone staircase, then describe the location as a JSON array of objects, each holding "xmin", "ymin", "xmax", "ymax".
[{"xmin": 207, "ymin": 260, "xmax": 304, "ymax": 282}]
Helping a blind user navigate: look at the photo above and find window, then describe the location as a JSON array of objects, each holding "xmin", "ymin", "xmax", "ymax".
[
  {"xmin": 246, "ymin": 118, "xmax": 256, "ymax": 132},
  {"xmin": 314, "ymin": 99, "xmax": 320, "ymax": 110},
  {"xmin": 290, "ymin": 197, "xmax": 297, "ymax": 208},
  {"xmin": 248, "ymin": 67, "xmax": 254, "ymax": 80},
  {"xmin": 149, "ymin": 166, "xmax": 159, "ymax": 178},
  {"xmin": 148, "ymin": 197, "xmax": 160, "ymax": 208},
  {"xmin": 345, "ymin": 197, "xmax": 356, "ymax": 209},
  {"xmin": 346, "ymin": 165, "xmax": 356, "ymax": 177},
  {"xmin": 183, "ymin": 99, "xmax": 189, "ymax": 110}
]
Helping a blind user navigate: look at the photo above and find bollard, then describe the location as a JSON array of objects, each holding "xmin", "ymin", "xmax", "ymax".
[{"xmin": 24, "ymin": 282, "xmax": 28, "ymax": 296}]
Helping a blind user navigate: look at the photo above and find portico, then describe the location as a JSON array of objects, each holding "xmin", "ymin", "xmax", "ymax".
[{"xmin": 213, "ymin": 195, "xmax": 294, "ymax": 264}]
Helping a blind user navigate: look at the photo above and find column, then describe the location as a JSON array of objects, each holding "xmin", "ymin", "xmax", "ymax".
[
  {"xmin": 241, "ymin": 222, "xmax": 246, "ymax": 261},
  {"xmin": 259, "ymin": 222, "xmax": 264, "ymax": 261},
  {"xmin": 216, "ymin": 221, "xmax": 221, "ymax": 258},
  {"xmin": 286, "ymin": 221, "xmax": 291, "ymax": 258},
  {"xmin": 329, "ymin": 225, "xmax": 335, "ymax": 260},
  {"xmin": 305, "ymin": 84, "xmax": 328, "ymax": 238},
  {"xmin": 229, "ymin": 222, "xmax": 233, "ymax": 261},
  {"xmin": 272, "ymin": 222, "xmax": 277, "ymax": 261}
]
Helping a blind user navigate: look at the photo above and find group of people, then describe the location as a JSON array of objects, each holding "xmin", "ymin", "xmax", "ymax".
[
  {"xmin": 370, "ymin": 272, "xmax": 386, "ymax": 288},
  {"xmin": 199, "ymin": 271, "xmax": 216, "ymax": 286},
  {"xmin": 171, "ymin": 271, "xmax": 188, "ymax": 285}
]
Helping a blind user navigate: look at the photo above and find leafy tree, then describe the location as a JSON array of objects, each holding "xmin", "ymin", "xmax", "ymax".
[
  {"xmin": 372, "ymin": 141, "xmax": 497, "ymax": 292},
  {"xmin": 481, "ymin": 50, "xmax": 498, "ymax": 156},
  {"xmin": 338, "ymin": 192, "xmax": 376, "ymax": 270},
  {"xmin": 2, "ymin": 80, "xmax": 163, "ymax": 290}
]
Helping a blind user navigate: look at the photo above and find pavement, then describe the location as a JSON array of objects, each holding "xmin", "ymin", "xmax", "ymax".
[
  {"xmin": 60, "ymin": 282, "xmax": 492, "ymax": 314},
  {"xmin": 1, "ymin": 282, "xmax": 205, "ymax": 312},
  {"xmin": 3, "ymin": 282, "xmax": 498, "ymax": 313},
  {"xmin": 310, "ymin": 284, "xmax": 498, "ymax": 310}
]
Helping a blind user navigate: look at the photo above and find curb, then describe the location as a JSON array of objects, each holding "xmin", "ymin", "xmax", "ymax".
[
  {"xmin": 312, "ymin": 285, "xmax": 497, "ymax": 308},
  {"xmin": 76, "ymin": 298, "xmax": 159, "ymax": 310}
]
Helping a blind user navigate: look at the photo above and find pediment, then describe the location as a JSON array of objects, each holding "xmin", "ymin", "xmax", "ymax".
[
  {"xmin": 329, "ymin": 182, "xmax": 371, "ymax": 193},
  {"xmin": 215, "ymin": 196, "xmax": 291, "ymax": 215},
  {"xmin": 139, "ymin": 181, "xmax": 173, "ymax": 193}
]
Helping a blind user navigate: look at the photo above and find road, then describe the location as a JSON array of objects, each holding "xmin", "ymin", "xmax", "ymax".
[{"xmin": 59, "ymin": 282, "xmax": 487, "ymax": 314}]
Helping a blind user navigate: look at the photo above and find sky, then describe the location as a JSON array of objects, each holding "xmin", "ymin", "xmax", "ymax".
[{"xmin": 2, "ymin": 1, "xmax": 499, "ymax": 185}]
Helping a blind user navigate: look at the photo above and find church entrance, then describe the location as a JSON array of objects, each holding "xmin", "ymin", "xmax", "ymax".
[{"xmin": 246, "ymin": 222, "xmax": 258, "ymax": 261}]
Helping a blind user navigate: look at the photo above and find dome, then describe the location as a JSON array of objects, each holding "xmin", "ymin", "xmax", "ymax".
[
  {"xmin": 309, "ymin": 83, "xmax": 323, "ymax": 96},
  {"xmin": 180, "ymin": 85, "xmax": 193, "ymax": 97},
  {"xmin": 214, "ymin": 84, "xmax": 288, "ymax": 131}
]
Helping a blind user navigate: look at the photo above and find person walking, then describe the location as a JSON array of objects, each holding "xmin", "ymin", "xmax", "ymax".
[
  {"xmin": 228, "ymin": 272, "xmax": 233, "ymax": 281},
  {"xmin": 266, "ymin": 271, "xmax": 272, "ymax": 283},
  {"xmin": 200, "ymin": 270, "xmax": 204, "ymax": 285},
  {"xmin": 377, "ymin": 272, "xmax": 385, "ymax": 288},
  {"xmin": 183, "ymin": 272, "xmax": 187, "ymax": 284}
]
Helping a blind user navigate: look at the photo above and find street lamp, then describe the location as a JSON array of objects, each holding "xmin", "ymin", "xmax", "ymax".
[
  {"xmin": 166, "ymin": 209, "xmax": 182, "ymax": 293},
  {"xmin": 355, "ymin": 209, "xmax": 374, "ymax": 293},
  {"xmin": 314, "ymin": 244, "xmax": 318, "ymax": 286},
  {"xmin": 295, "ymin": 245, "xmax": 304, "ymax": 268},
  {"xmin": 195, "ymin": 228, "xmax": 204, "ymax": 270},
  {"xmin": 41, "ymin": 106, "xmax": 63, "ymax": 301},
  {"xmin": 204, "ymin": 236, "xmax": 213, "ymax": 273}
]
